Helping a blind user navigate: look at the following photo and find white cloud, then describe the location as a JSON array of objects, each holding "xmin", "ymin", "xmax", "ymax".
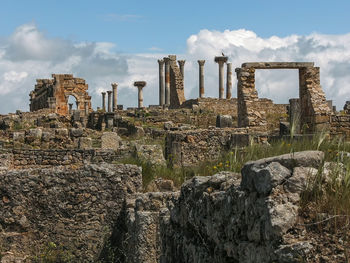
[{"xmin": 0, "ymin": 24, "xmax": 349, "ymax": 114}]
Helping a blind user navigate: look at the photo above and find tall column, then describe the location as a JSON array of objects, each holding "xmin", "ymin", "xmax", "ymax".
[
  {"xmin": 134, "ymin": 81, "xmax": 147, "ymax": 108},
  {"xmin": 107, "ymin": 91, "xmax": 112, "ymax": 112},
  {"xmin": 226, "ymin": 62, "xmax": 232, "ymax": 99},
  {"xmin": 178, "ymin": 60, "xmax": 185, "ymax": 78},
  {"xmin": 158, "ymin": 59, "xmax": 165, "ymax": 106},
  {"xmin": 101, "ymin": 92, "xmax": 106, "ymax": 111},
  {"xmin": 112, "ymin": 83, "xmax": 118, "ymax": 111},
  {"xmin": 164, "ymin": 57, "xmax": 170, "ymax": 105},
  {"xmin": 76, "ymin": 101, "xmax": 80, "ymax": 110},
  {"xmin": 214, "ymin": 56, "xmax": 228, "ymax": 99},
  {"xmin": 198, "ymin": 60, "xmax": 205, "ymax": 98},
  {"xmin": 69, "ymin": 103, "xmax": 73, "ymax": 115},
  {"xmin": 84, "ymin": 101, "xmax": 89, "ymax": 116}
]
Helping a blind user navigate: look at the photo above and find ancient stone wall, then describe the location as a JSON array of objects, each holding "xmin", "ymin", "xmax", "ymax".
[
  {"xmin": 330, "ymin": 114, "xmax": 350, "ymax": 137},
  {"xmin": 165, "ymin": 128, "xmax": 268, "ymax": 167},
  {"xmin": 4, "ymin": 149, "xmax": 127, "ymax": 169},
  {"xmin": 0, "ymin": 163, "xmax": 142, "ymax": 262},
  {"xmin": 30, "ymin": 74, "xmax": 92, "ymax": 116},
  {"xmin": 168, "ymin": 55, "xmax": 186, "ymax": 108}
]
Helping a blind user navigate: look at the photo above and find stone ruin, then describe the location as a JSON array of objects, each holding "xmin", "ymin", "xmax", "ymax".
[
  {"xmin": 235, "ymin": 62, "xmax": 332, "ymax": 133},
  {"xmin": 29, "ymin": 74, "xmax": 92, "ymax": 116}
]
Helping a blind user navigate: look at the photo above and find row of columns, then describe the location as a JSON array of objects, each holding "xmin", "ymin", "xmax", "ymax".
[
  {"xmin": 68, "ymin": 101, "xmax": 90, "ymax": 116},
  {"xmin": 157, "ymin": 56, "xmax": 232, "ymax": 103},
  {"xmin": 101, "ymin": 83, "xmax": 119, "ymax": 112}
]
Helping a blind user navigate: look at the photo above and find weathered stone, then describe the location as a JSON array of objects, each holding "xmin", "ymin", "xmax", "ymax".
[
  {"xmin": 164, "ymin": 121, "xmax": 174, "ymax": 130},
  {"xmin": 216, "ymin": 114, "xmax": 233, "ymax": 128},
  {"xmin": 146, "ymin": 178, "xmax": 176, "ymax": 192},
  {"xmin": 78, "ymin": 137, "xmax": 92, "ymax": 150},
  {"xmin": 13, "ymin": 132, "xmax": 25, "ymax": 142},
  {"xmin": 101, "ymin": 132, "xmax": 120, "ymax": 150},
  {"xmin": 134, "ymin": 144, "xmax": 166, "ymax": 166},
  {"xmin": 69, "ymin": 128, "xmax": 84, "ymax": 137}
]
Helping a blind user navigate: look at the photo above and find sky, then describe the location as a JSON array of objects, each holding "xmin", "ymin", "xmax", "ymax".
[{"xmin": 0, "ymin": 0, "xmax": 350, "ymax": 113}]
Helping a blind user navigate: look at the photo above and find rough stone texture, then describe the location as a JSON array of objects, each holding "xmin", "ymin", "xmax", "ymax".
[
  {"xmin": 134, "ymin": 144, "xmax": 166, "ymax": 166},
  {"xmin": 165, "ymin": 128, "xmax": 268, "ymax": 167},
  {"xmin": 344, "ymin": 101, "xmax": 350, "ymax": 114},
  {"xmin": 168, "ymin": 55, "xmax": 186, "ymax": 108},
  {"xmin": 119, "ymin": 192, "xmax": 179, "ymax": 263},
  {"xmin": 0, "ymin": 163, "xmax": 142, "ymax": 262},
  {"xmin": 216, "ymin": 115, "xmax": 233, "ymax": 128},
  {"xmin": 101, "ymin": 131, "xmax": 120, "ymax": 150},
  {"xmin": 30, "ymin": 74, "xmax": 92, "ymax": 116},
  {"xmin": 160, "ymin": 151, "xmax": 324, "ymax": 263},
  {"xmin": 78, "ymin": 137, "xmax": 92, "ymax": 150},
  {"xmin": 330, "ymin": 114, "xmax": 350, "ymax": 138}
]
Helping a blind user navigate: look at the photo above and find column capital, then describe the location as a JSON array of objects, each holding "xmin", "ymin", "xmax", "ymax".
[
  {"xmin": 178, "ymin": 60, "xmax": 186, "ymax": 66},
  {"xmin": 107, "ymin": 90, "xmax": 112, "ymax": 95},
  {"xmin": 198, "ymin": 60, "xmax": 206, "ymax": 66},
  {"xmin": 134, "ymin": 81, "xmax": 147, "ymax": 88},
  {"xmin": 101, "ymin": 92, "xmax": 106, "ymax": 95},
  {"xmin": 111, "ymin": 82, "xmax": 118, "ymax": 88},
  {"xmin": 163, "ymin": 57, "xmax": 171, "ymax": 63},
  {"xmin": 158, "ymin": 59, "xmax": 164, "ymax": 65},
  {"xmin": 214, "ymin": 56, "xmax": 228, "ymax": 64}
]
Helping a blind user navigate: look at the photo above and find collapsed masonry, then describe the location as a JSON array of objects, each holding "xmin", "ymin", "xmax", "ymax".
[{"xmin": 29, "ymin": 74, "xmax": 92, "ymax": 116}]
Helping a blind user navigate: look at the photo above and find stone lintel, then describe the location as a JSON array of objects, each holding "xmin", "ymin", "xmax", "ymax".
[
  {"xmin": 241, "ymin": 62, "xmax": 314, "ymax": 69},
  {"xmin": 134, "ymin": 81, "xmax": 147, "ymax": 87},
  {"xmin": 214, "ymin": 56, "xmax": 228, "ymax": 63}
]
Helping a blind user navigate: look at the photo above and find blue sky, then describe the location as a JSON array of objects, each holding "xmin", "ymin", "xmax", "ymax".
[
  {"xmin": 0, "ymin": 1, "xmax": 350, "ymax": 113},
  {"xmin": 1, "ymin": 0, "xmax": 349, "ymax": 53}
]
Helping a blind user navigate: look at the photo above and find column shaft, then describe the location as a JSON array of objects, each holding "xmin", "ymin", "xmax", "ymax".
[
  {"xmin": 164, "ymin": 58, "xmax": 170, "ymax": 105},
  {"xmin": 158, "ymin": 60, "xmax": 165, "ymax": 105},
  {"xmin": 198, "ymin": 60, "xmax": 205, "ymax": 98},
  {"xmin": 112, "ymin": 83, "xmax": 118, "ymax": 111},
  {"xmin": 107, "ymin": 91, "xmax": 112, "ymax": 112},
  {"xmin": 219, "ymin": 62, "xmax": 225, "ymax": 99},
  {"xmin": 84, "ymin": 101, "xmax": 89, "ymax": 116},
  {"xmin": 101, "ymin": 92, "xmax": 106, "ymax": 111},
  {"xmin": 226, "ymin": 63, "xmax": 232, "ymax": 99},
  {"xmin": 138, "ymin": 87, "xmax": 144, "ymax": 108}
]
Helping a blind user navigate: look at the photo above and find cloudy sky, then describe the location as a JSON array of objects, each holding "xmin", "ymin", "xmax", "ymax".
[{"xmin": 0, "ymin": 0, "xmax": 350, "ymax": 113}]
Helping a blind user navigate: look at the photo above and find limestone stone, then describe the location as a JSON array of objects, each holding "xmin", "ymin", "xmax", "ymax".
[
  {"xmin": 78, "ymin": 137, "xmax": 92, "ymax": 150},
  {"xmin": 134, "ymin": 144, "xmax": 166, "ymax": 166},
  {"xmin": 216, "ymin": 114, "xmax": 233, "ymax": 128},
  {"xmin": 101, "ymin": 132, "xmax": 121, "ymax": 150},
  {"xmin": 13, "ymin": 132, "xmax": 25, "ymax": 142}
]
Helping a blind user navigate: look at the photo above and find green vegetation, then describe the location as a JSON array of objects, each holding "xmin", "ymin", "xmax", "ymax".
[{"xmin": 31, "ymin": 242, "xmax": 73, "ymax": 263}]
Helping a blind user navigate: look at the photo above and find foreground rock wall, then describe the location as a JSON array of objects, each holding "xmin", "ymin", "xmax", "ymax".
[
  {"xmin": 160, "ymin": 151, "xmax": 324, "ymax": 263},
  {"xmin": 0, "ymin": 163, "xmax": 142, "ymax": 262}
]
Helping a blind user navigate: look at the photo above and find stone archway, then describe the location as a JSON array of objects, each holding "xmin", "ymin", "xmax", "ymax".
[
  {"xmin": 235, "ymin": 62, "xmax": 332, "ymax": 133},
  {"xmin": 30, "ymin": 74, "xmax": 92, "ymax": 116}
]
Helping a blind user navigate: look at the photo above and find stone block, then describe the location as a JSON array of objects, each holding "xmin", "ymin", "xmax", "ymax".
[
  {"xmin": 55, "ymin": 128, "xmax": 68, "ymax": 137},
  {"xmin": 101, "ymin": 132, "xmax": 120, "ymax": 150},
  {"xmin": 78, "ymin": 137, "xmax": 92, "ymax": 150},
  {"xmin": 216, "ymin": 115, "xmax": 233, "ymax": 128},
  {"xmin": 13, "ymin": 132, "xmax": 25, "ymax": 143},
  {"xmin": 70, "ymin": 128, "xmax": 85, "ymax": 137}
]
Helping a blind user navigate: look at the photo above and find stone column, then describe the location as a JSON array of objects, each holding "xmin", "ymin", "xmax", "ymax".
[
  {"xmin": 84, "ymin": 101, "xmax": 89, "ymax": 116},
  {"xmin": 69, "ymin": 103, "xmax": 73, "ymax": 115},
  {"xmin": 112, "ymin": 83, "xmax": 118, "ymax": 111},
  {"xmin": 76, "ymin": 101, "xmax": 80, "ymax": 110},
  {"xmin": 158, "ymin": 59, "xmax": 165, "ymax": 106},
  {"xmin": 134, "ymin": 81, "xmax": 147, "ymax": 108},
  {"xmin": 101, "ymin": 92, "xmax": 106, "ymax": 111},
  {"xmin": 198, "ymin": 60, "xmax": 205, "ymax": 98},
  {"xmin": 178, "ymin": 60, "xmax": 185, "ymax": 78},
  {"xmin": 107, "ymin": 91, "xmax": 112, "ymax": 112},
  {"xmin": 164, "ymin": 57, "xmax": 171, "ymax": 105},
  {"xmin": 226, "ymin": 62, "xmax": 232, "ymax": 99},
  {"xmin": 289, "ymin": 98, "xmax": 301, "ymax": 134},
  {"xmin": 214, "ymin": 56, "xmax": 228, "ymax": 99}
]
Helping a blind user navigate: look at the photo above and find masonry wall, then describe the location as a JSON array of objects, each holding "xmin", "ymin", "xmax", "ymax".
[{"xmin": 330, "ymin": 114, "xmax": 350, "ymax": 137}]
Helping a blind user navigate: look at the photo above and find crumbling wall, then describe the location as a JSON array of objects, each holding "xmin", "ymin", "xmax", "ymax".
[
  {"xmin": 168, "ymin": 55, "xmax": 185, "ymax": 108},
  {"xmin": 165, "ymin": 128, "xmax": 267, "ymax": 167},
  {"xmin": 0, "ymin": 163, "xmax": 142, "ymax": 262},
  {"xmin": 330, "ymin": 114, "xmax": 350, "ymax": 138},
  {"xmin": 30, "ymin": 74, "xmax": 92, "ymax": 116}
]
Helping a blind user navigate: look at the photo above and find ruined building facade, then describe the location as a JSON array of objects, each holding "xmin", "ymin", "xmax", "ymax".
[{"xmin": 29, "ymin": 74, "xmax": 92, "ymax": 116}]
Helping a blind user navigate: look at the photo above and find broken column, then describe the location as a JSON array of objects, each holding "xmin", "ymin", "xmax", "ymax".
[
  {"xmin": 158, "ymin": 59, "xmax": 165, "ymax": 106},
  {"xmin": 289, "ymin": 98, "xmax": 301, "ymax": 134},
  {"xmin": 134, "ymin": 81, "xmax": 147, "ymax": 108},
  {"xmin": 164, "ymin": 57, "xmax": 171, "ymax": 105},
  {"xmin": 101, "ymin": 92, "xmax": 106, "ymax": 111},
  {"xmin": 84, "ymin": 101, "xmax": 89, "ymax": 116},
  {"xmin": 226, "ymin": 62, "xmax": 232, "ymax": 99},
  {"xmin": 178, "ymin": 60, "xmax": 185, "ymax": 79},
  {"xmin": 214, "ymin": 56, "xmax": 228, "ymax": 99},
  {"xmin": 112, "ymin": 83, "xmax": 118, "ymax": 111},
  {"xmin": 198, "ymin": 60, "xmax": 205, "ymax": 98},
  {"xmin": 107, "ymin": 91, "xmax": 112, "ymax": 112},
  {"xmin": 69, "ymin": 103, "xmax": 73, "ymax": 115}
]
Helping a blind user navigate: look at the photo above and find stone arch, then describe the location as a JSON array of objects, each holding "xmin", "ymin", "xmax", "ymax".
[
  {"xmin": 30, "ymin": 74, "xmax": 92, "ymax": 116},
  {"xmin": 235, "ymin": 62, "xmax": 332, "ymax": 133}
]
